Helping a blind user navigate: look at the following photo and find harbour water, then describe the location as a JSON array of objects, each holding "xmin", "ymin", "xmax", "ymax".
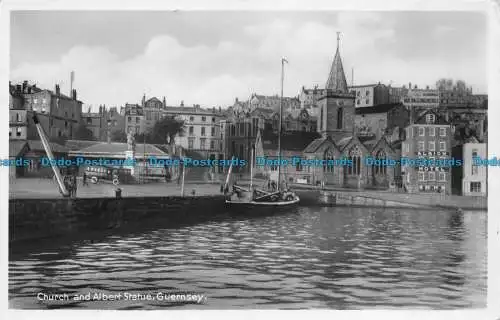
[{"xmin": 9, "ymin": 206, "xmax": 487, "ymax": 309}]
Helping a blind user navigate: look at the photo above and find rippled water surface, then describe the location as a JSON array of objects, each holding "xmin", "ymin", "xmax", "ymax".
[{"xmin": 9, "ymin": 207, "xmax": 487, "ymax": 309}]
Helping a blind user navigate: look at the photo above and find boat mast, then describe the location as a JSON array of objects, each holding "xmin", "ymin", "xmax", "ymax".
[
  {"xmin": 250, "ymin": 147, "xmax": 254, "ymax": 190},
  {"xmin": 32, "ymin": 113, "xmax": 69, "ymax": 197},
  {"xmin": 224, "ymin": 156, "xmax": 235, "ymax": 192},
  {"xmin": 277, "ymin": 57, "xmax": 287, "ymax": 192}
]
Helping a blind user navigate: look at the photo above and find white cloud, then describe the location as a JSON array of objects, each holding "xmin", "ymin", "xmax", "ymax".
[{"xmin": 10, "ymin": 14, "xmax": 486, "ymax": 111}]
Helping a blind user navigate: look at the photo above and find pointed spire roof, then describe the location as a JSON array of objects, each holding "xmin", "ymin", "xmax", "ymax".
[{"xmin": 325, "ymin": 32, "xmax": 348, "ymax": 93}]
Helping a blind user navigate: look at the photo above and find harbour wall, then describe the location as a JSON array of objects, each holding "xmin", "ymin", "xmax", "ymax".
[
  {"xmin": 296, "ymin": 190, "xmax": 431, "ymax": 209},
  {"xmin": 9, "ymin": 196, "xmax": 227, "ymax": 243}
]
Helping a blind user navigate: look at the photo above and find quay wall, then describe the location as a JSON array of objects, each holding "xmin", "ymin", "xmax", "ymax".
[{"xmin": 9, "ymin": 196, "xmax": 226, "ymax": 243}]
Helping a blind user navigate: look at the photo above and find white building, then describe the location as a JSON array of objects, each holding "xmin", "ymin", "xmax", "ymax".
[
  {"xmin": 462, "ymin": 141, "xmax": 487, "ymax": 196},
  {"xmin": 164, "ymin": 105, "xmax": 225, "ymax": 160}
]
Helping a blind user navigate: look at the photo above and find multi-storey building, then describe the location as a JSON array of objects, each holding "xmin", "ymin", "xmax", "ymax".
[
  {"xmin": 81, "ymin": 105, "xmax": 126, "ymax": 141},
  {"xmin": 124, "ymin": 103, "xmax": 144, "ymax": 134},
  {"xmin": 461, "ymin": 140, "xmax": 487, "ymax": 196},
  {"xmin": 9, "ymin": 81, "xmax": 83, "ymax": 140},
  {"xmin": 142, "ymin": 95, "xmax": 167, "ymax": 132},
  {"xmin": 164, "ymin": 105, "xmax": 225, "ymax": 161},
  {"xmin": 401, "ymin": 109, "xmax": 452, "ymax": 194},
  {"xmin": 349, "ymin": 83, "xmax": 390, "ymax": 108}
]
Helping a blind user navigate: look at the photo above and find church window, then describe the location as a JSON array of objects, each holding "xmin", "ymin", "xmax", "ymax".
[
  {"xmin": 374, "ymin": 150, "xmax": 387, "ymax": 175},
  {"xmin": 337, "ymin": 107, "xmax": 343, "ymax": 129},
  {"xmin": 348, "ymin": 146, "xmax": 362, "ymax": 175}
]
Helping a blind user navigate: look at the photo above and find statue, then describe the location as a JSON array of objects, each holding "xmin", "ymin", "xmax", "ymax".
[{"xmin": 127, "ymin": 132, "xmax": 136, "ymax": 151}]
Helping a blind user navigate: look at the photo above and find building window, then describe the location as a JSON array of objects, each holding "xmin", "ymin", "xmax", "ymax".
[
  {"xmin": 337, "ymin": 107, "xmax": 343, "ymax": 129},
  {"xmin": 190, "ymin": 116, "xmax": 194, "ymax": 122},
  {"xmin": 439, "ymin": 172, "xmax": 446, "ymax": 181},
  {"xmin": 428, "ymin": 141, "xmax": 435, "ymax": 151},
  {"xmin": 210, "ymin": 140, "xmax": 215, "ymax": 150},
  {"xmin": 418, "ymin": 172, "xmax": 425, "ymax": 181},
  {"xmin": 470, "ymin": 182, "xmax": 481, "ymax": 193},
  {"xmin": 201, "ymin": 127, "xmax": 206, "ymax": 136},
  {"xmin": 428, "ymin": 171, "xmax": 436, "ymax": 181},
  {"xmin": 9, "ymin": 128, "xmax": 12, "ymax": 137},
  {"xmin": 200, "ymin": 138, "xmax": 206, "ymax": 150},
  {"xmin": 404, "ymin": 142, "xmax": 409, "ymax": 153},
  {"xmin": 188, "ymin": 138, "xmax": 194, "ymax": 149},
  {"xmin": 439, "ymin": 141, "xmax": 446, "ymax": 151},
  {"xmin": 418, "ymin": 141, "xmax": 425, "ymax": 152},
  {"xmin": 323, "ymin": 149, "xmax": 334, "ymax": 173},
  {"xmin": 202, "ymin": 116, "xmax": 206, "ymax": 122},
  {"xmin": 440, "ymin": 127, "xmax": 446, "ymax": 136},
  {"xmin": 429, "ymin": 127, "xmax": 435, "ymax": 136},
  {"xmin": 296, "ymin": 161, "xmax": 303, "ymax": 172},
  {"xmin": 189, "ymin": 126, "xmax": 194, "ymax": 135},
  {"xmin": 128, "ymin": 116, "xmax": 131, "ymax": 122},
  {"xmin": 365, "ymin": 99, "xmax": 369, "ymax": 104},
  {"xmin": 16, "ymin": 113, "xmax": 21, "ymax": 122},
  {"xmin": 136, "ymin": 117, "xmax": 140, "ymax": 123},
  {"xmin": 425, "ymin": 113, "xmax": 436, "ymax": 124},
  {"xmin": 212, "ymin": 117, "xmax": 215, "ymax": 123},
  {"xmin": 347, "ymin": 146, "xmax": 361, "ymax": 175},
  {"xmin": 211, "ymin": 127, "xmax": 215, "ymax": 136},
  {"xmin": 418, "ymin": 127, "xmax": 425, "ymax": 136},
  {"xmin": 472, "ymin": 150, "xmax": 479, "ymax": 175},
  {"xmin": 374, "ymin": 150, "xmax": 387, "ymax": 175}
]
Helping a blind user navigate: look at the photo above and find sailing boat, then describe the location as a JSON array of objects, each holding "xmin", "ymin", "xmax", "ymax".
[{"xmin": 225, "ymin": 57, "xmax": 300, "ymax": 208}]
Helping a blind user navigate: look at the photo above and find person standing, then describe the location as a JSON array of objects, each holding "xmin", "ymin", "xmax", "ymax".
[{"xmin": 82, "ymin": 171, "xmax": 88, "ymax": 186}]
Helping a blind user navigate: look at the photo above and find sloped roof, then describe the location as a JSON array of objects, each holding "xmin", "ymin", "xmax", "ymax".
[
  {"xmin": 70, "ymin": 142, "xmax": 168, "ymax": 157},
  {"xmin": 337, "ymin": 136, "xmax": 354, "ymax": 151},
  {"xmin": 355, "ymin": 103, "xmax": 403, "ymax": 115},
  {"xmin": 9, "ymin": 140, "xmax": 29, "ymax": 157},
  {"xmin": 262, "ymin": 131, "xmax": 320, "ymax": 152},
  {"xmin": 64, "ymin": 139, "xmax": 101, "ymax": 151},
  {"xmin": 27, "ymin": 140, "xmax": 69, "ymax": 153}
]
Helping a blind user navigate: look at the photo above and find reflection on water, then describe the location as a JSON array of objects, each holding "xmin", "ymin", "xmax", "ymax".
[{"xmin": 9, "ymin": 207, "xmax": 487, "ymax": 309}]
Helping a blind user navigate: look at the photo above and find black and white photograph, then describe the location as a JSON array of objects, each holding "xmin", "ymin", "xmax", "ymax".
[{"xmin": 2, "ymin": 0, "xmax": 499, "ymax": 317}]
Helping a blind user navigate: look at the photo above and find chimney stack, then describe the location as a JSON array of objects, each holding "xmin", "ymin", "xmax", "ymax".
[
  {"xmin": 55, "ymin": 84, "xmax": 60, "ymax": 96},
  {"xmin": 72, "ymin": 89, "xmax": 77, "ymax": 100},
  {"xmin": 22, "ymin": 81, "xmax": 28, "ymax": 93}
]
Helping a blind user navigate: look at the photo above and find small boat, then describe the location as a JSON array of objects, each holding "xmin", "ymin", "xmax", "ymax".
[{"xmin": 224, "ymin": 57, "xmax": 300, "ymax": 209}]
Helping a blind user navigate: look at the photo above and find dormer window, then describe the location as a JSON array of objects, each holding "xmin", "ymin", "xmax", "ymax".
[{"xmin": 425, "ymin": 113, "xmax": 436, "ymax": 124}]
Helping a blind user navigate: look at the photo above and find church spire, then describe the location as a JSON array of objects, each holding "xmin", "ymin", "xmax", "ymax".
[{"xmin": 325, "ymin": 32, "xmax": 348, "ymax": 93}]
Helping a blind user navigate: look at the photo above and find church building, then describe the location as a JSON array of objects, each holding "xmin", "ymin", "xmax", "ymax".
[{"xmin": 302, "ymin": 33, "xmax": 399, "ymax": 189}]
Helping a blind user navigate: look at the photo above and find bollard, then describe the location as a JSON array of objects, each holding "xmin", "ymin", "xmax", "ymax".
[{"xmin": 115, "ymin": 187, "xmax": 122, "ymax": 199}]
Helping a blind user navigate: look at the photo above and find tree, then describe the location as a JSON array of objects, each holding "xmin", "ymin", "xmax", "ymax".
[
  {"xmin": 110, "ymin": 130, "xmax": 127, "ymax": 142},
  {"xmin": 147, "ymin": 116, "xmax": 185, "ymax": 144},
  {"xmin": 73, "ymin": 124, "xmax": 96, "ymax": 141}
]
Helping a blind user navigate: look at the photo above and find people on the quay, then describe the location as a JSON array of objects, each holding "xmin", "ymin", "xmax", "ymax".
[
  {"xmin": 72, "ymin": 175, "xmax": 78, "ymax": 198},
  {"xmin": 82, "ymin": 172, "xmax": 88, "ymax": 186}
]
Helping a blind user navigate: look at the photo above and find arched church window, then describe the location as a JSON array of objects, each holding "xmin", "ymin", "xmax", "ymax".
[
  {"xmin": 348, "ymin": 145, "xmax": 362, "ymax": 175},
  {"xmin": 374, "ymin": 150, "xmax": 387, "ymax": 175},
  {"xmin": 337, "ymin": 108, "xmax": 343, "ymax": 129},
  {"xmin": 323, "ymin": 148, "xmax": 334, "ymax": 173}
]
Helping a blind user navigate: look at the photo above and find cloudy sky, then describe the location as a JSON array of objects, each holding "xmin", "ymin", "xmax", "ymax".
[{"xmin": 10, "ymin": 11, "xmax": 486, "ymax": 111}]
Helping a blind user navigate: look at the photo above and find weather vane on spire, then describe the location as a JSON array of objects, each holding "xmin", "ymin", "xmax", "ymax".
[{"xmin": 337, "ymin": 32, "xmax": 341, "ymax": 49}]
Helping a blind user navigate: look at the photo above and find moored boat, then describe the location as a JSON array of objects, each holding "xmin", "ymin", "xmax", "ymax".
[{"xmin": 224, "ymin": 57, "xmax": 300, "ymax": 209}]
